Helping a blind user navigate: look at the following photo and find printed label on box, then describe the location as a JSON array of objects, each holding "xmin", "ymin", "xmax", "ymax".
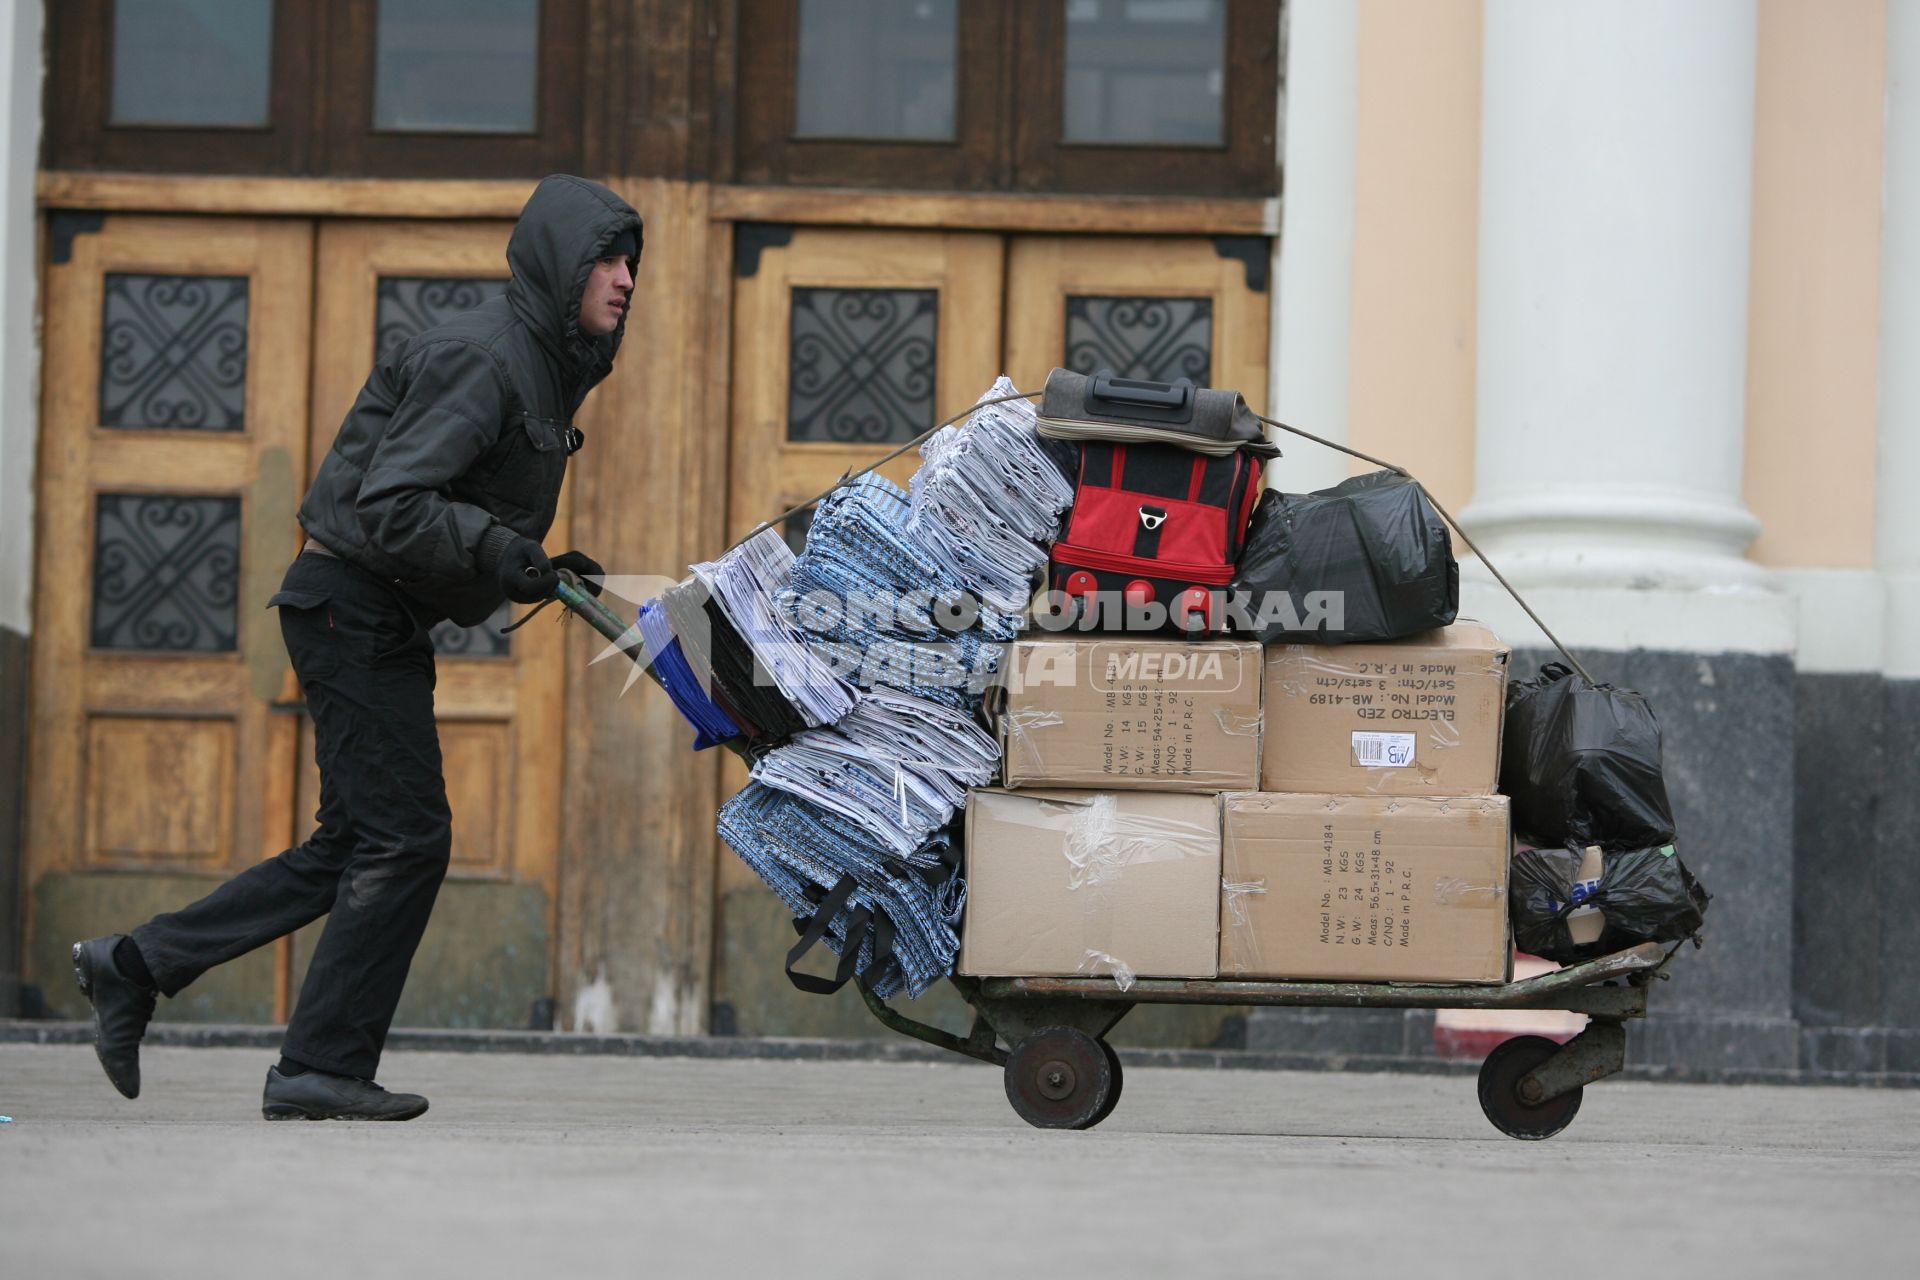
[{"xmin": 1351, "ymin": 731, "xmax": 1416, "ymax": 768}]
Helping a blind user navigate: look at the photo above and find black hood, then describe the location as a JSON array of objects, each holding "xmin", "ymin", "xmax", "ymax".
[{"xmin": 505, "ymin": 174, "xmax": 644, "ymax": 398}]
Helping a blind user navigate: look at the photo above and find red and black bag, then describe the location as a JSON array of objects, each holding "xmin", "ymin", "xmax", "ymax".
[{"xmin": 1049, "ymin": 441, "xmax": 1263, "ymax": 633}]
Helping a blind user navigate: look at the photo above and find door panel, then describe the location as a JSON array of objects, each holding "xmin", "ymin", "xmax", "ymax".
[
  {"xmin": 26, "ymin": 215, "xmax": 314, "ymax": 1021},
  {"xmin": 296, "ymin": 221, "xmax": 565, "ymax": 1028},
  {"xmin": 728, "ymin": 227, "xmax": 1006, "ymax": 545}
]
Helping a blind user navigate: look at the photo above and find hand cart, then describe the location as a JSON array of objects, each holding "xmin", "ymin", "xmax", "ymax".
[{"xmin": 552, "ymin": 575, "xmax": 1676, "ymax": 1142}]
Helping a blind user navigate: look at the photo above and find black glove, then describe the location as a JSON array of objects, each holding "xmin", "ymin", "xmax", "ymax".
[
  {"xmin": 498, "ymin": 537, "xmax": 557, "ymax": 603},
  {"xmin": 551, "ymin": 550, "xmax": 606, "ymax": 597}
]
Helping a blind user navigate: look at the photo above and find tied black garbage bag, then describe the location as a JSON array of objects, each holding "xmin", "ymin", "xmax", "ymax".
[
  {"xmin": 1229, "ymin": 471, "xmax": 1458, "ymax": 644},
  {"xmin": 1501, "ymin": 662, "xmax": 1676, "ymax": 849},
  {"xmin": 1510, "ymin": 843, "xmax": 1710, "ymax": 963}
]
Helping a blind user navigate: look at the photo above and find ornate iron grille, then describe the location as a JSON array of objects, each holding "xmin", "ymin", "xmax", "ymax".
[
  {"xmin": 787, "ymin": 287, "xmax": 938, "ymax": 443},
  {"xmin": 99, "ymin": 274, "xmax": 249, "ymax": 431},
  {"xmin": 377, "ymin": 275, "xmax": 514, "ymax": 657},
  {"xmin": 1064, "ymin": 295, "xmax": 1213, "ymax": 386},
  {"xmin": 92, "ymin": 494, "xmax": 242, "ymax": 652},
  {"xmin": 375, "ymin": 276, "xmax": 509, "ymax": 364}
]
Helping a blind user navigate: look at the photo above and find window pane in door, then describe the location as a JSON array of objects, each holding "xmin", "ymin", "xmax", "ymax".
[
  {"xmin": 375, "ymin": 0, "xmax": 540, "ymax": 134},
  {"xmin": 110, "ymin": 0, "xmax": 273, "ymax": 127},
  {"xmin": 1063, "ymin": 0, "xmax": 1226, "ymax": 146},
  {"xmin": 794, "ymin": 0, "xmax": 957, "ymax": 141}
]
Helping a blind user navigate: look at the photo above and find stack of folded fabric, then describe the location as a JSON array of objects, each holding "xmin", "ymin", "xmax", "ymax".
[
  {"xmin": 908, "ymin": 376, "xmax": 1076, "ymax": 621},
  {"xmin": 780, "ymin": 473, "xmax": 1005, "ymax": 708},
  {"xmin": 717, "ymin": 783, "xmax": 965, "ymax": 999},
  {"xmin": 751, "ymin": 687, "xmax": 999, "ymax": 857},
  {"xmin": 655, "ymin": 376, "xmax": 1078, "ymax": 999},
  {"xmin": 688, "ymin": 527, "xmax": 856, "ymax": 729}
]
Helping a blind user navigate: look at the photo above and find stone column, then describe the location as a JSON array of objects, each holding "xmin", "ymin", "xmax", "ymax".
[
  {"xmin": 1464, "ymin": 0, "xmax": 1798, "ymax": 1070},
  {"xmin": 1875, "ymin": 0, "xmax": 1920, "ymax": 1072},
  {"xmin": 1464, "ymin": 0, "xmax": 1785, "ymax": 649},
  {"xmin": 1270, "ymin": 0, "xmax": 1357, "ymax": 494}
]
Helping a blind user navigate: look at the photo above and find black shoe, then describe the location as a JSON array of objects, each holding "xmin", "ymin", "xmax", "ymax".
[
  {"xmin": 261, "ymin": 1065, "xmax": 429, "ymax": 1122},
  {"xmin": 71, "ymin": 935, "xmax": 157, "ymax": 1100}
]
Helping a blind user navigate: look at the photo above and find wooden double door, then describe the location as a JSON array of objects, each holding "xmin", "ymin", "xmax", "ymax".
[
  {"xmin": 26, "ymin": 215, "xmax": 565, "ymax": 1026},
  {"xmin": 716, "ymin": 226, "xmax": 1272, "ymax": 1036}
]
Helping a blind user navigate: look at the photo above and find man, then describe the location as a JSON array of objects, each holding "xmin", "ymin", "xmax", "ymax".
[{"xmin": 70, "ymin": 174, "xmax": 642, "ymax": 1121}]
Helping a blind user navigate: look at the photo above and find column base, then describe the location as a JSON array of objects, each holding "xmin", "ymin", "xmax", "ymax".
[{"xmin": 1459, "ymin": 572, "xmax": 1795, "ymax": 656}]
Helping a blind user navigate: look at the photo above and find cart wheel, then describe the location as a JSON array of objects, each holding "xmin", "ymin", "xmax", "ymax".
[
  {"xmin": 1477, "ymin": 1034, "xmax": 1582, "ymax": 1140},
  {"xmin": 1088, "ymin": 1042, "xmax": 1125, "ymax": 1127},
  {"xmin": 1003, "ymin": 1026, "xmax": 1116, "ymax": 1130}
]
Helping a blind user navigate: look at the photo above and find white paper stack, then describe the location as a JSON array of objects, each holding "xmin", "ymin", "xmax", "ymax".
[
  {"xmin": 908, "ymin": 377, "xmax": 1076, "ymax": 620},
  {"xmin": 691, "ymin": 527, "xmax": 855, "ymax": 728},
  {"xmin": 750, "ymin": 687, "xmax": 999, "ymax": 858}
]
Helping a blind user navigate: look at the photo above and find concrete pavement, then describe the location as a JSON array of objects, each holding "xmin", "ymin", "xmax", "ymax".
[{"xmin": 1, "ymin": 1043, "xmax": 1914, "ymax": 1278}]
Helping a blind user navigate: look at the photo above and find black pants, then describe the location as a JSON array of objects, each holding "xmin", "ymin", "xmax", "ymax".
[{"xmin": 132, "ymin": 553, "xmax": 451, "ymax": 1078}]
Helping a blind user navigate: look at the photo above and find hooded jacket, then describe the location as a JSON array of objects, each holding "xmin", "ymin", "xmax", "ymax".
[{"xmin": 298, "ymin": 175, "xmax": 644, "ymax": 625}]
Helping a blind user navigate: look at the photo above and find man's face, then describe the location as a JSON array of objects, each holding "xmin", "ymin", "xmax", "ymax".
[{"xmin": 578, "ymin": 254, "xmax": 634, "ymax": 337}]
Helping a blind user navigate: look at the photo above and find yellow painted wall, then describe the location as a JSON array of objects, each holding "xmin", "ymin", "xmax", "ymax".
[
  {"xmin": 1744, "ymin": 0, "xmax": 1886, "ymax": 567},
  {"xmin": 1346, "ymin": 0, "xmax": 1482, "ymax": 512}
]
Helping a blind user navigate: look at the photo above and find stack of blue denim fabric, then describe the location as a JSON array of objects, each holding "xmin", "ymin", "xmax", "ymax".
[
  {"xmin": 780, "ymin": 473, "xmax": 1005, "ymax": 709},
  {"xmin": 717, "ymin": 782, "xmax": 965, "ymax": 999}
]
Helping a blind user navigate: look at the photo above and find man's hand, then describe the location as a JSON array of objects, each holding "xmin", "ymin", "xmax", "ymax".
[
  {"xmin": 551, "ymin": 550, "xmax": 606, "ymax": 597},
  {"xmin": 498, "ymin": 537, "xmax": 558, "ymax": 603}
]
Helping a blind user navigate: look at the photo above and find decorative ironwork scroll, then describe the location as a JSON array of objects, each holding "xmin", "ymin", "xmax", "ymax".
[
  {"xmin": 99, "ymin": 274, "xmax": 249, "ymax": 431},
  {"xmin": 787, "ymin": 287, "xmax": 938, "ymax": 443},
  {"xmin": 1064, "ymin": 295, "xmax": 1213, "ymax": 386},
  {"xmin": 375, "ymin": 276, "xmax": 509, "ymax": 363},
  {"xmin": 92, "ymin": 494, "xmax": 242, "ymax": 652}
]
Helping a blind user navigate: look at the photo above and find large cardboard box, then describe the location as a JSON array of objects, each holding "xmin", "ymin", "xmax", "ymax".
[
  {"xmin": 997, "ymin": 637, "xmax": 1262, "ymax": 793},
  {"xmin": 960, "ymin": 788, "xmax": 1221, "ymax": 980},
  {"xmin": 1219, "ymin": 792, "xmax": 1512, "ymax": 983},
  {"xmin": 1261, "ymin": 621, "xmax": 1510, "ymax": 796}
]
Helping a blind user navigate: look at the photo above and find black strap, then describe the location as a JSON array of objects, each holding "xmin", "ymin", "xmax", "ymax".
[{"xmin": 785, "ymin": 874, "xmax": 869, "ymax": 996}]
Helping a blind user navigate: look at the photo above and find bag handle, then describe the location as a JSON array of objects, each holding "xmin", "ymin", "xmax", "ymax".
[
  {"xmin": 1090, "ymin": 371, "xmax": 1194, "ymax": 414},
  {"xmin": 785, "ymin": 874, "xmax": 867, "ymax": 996}
]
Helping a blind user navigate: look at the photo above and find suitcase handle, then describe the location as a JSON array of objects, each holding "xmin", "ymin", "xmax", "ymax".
[{"xmin": 1090, "ymin": 371, "xmax": 1194, "ymax": 414}]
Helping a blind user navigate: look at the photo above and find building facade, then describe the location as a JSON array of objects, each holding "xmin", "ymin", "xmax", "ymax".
[{"xmin": 0, "ymin": 0, "xmax": 1910, "ymax": 1074}]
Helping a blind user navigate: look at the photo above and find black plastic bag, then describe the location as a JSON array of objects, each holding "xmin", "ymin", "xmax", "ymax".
[
  {"xmin": 1501, "ymin": 662, "xmax": 1676, "ymax": 848},
  {"xmin": 1509, "ymin": 842, "xmax": 1710, "ymax": 963},
  {"xmin": 1228, "ymin": 471, "xmax": 1458, "ymax": 644}
]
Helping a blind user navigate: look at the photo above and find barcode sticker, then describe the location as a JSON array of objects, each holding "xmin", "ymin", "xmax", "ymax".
[{"xmin": 1352, "ymin": 731, "xmax": 1416, "ymax": 768}]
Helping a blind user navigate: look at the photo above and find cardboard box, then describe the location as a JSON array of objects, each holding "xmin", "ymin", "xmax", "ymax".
[
  {"xmin": 960, "ymin": 788, "xmax": 1221, "ymax": 981},
  {"xmin": 1219, "ymin": 792, "xmax": 1512, "ymax": 983},
  {"xmin": 1261, "ymin": 621, "xmax": 1510, "ymax": 796},
  {"xmin": 997, "ymin": 637, "xmax": 1262, "ymax": 793}
]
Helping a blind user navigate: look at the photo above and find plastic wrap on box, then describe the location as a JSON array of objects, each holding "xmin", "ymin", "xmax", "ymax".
[
  {"xmin": 1259, "ymin": 622, "xmax": 1509, "ymax": 796},
  {"xmin": 996, "ymin": 638, "xmax": 1264, "ymax": 793},
  {"xmin": 960, "ymin": 788, "xmax": 1222, "ymax": 983}
]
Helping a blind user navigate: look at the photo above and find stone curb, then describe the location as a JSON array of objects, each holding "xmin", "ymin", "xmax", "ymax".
[{"xmin": 5, "ymin": 1020, "xmax": 1916, "ymax": 1088}]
